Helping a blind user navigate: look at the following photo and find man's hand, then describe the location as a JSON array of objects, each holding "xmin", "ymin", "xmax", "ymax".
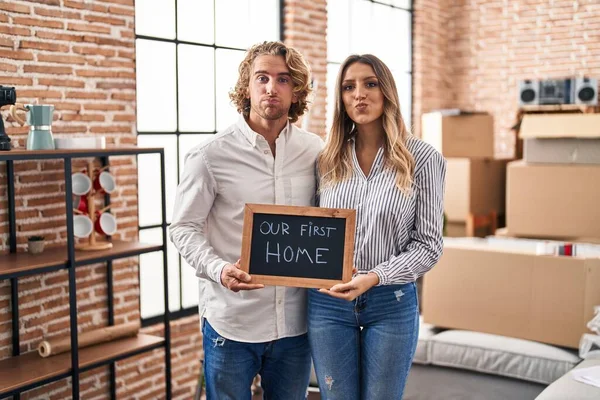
[
  {"xmin": 319, "ymin": 272, "xmax": 379, "ymax": 301},
  {"xmin": 220, "ymin": 261, "xmax": 264, "ymax": 292}
]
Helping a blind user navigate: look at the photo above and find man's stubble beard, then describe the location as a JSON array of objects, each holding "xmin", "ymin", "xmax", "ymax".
[{"xmin": 252, "ymin": 102, "xmax": 287, "ymax": 121}]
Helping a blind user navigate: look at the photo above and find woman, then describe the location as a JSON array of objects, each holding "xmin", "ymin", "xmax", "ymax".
[{"xmin": 308, "ymin": 54, "xmax": 446, "ymax": 399}]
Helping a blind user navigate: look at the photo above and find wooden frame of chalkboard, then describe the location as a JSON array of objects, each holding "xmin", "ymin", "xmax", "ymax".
[{"xmin": 240, "ymin": 204, "xmax": 356, "ymax": 289}]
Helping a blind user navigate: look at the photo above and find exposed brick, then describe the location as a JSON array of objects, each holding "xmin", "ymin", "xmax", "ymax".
[
  {"xmin": 35, "ymin": 30, "xmax": 84, "ymax": 42},
  {"xmin": 84, "ymin": 14, "xmax": 126, "ymax": 26},
  {"xmin": 0, "ymin": 49, "xmax": 34, "ymax": 61},
  {"xmin": 61, "ymin": 113, "xmax": 105, "ymax": 122},
  {"xmin": 14, "ymin": 89, "xmax": 62, "ymax": 99},
  {"xmin": 108, "ymin": 5, "xmax": 134, "ymax": 16},
  {"xmin": 20, "ymin": 40, "xmax": 70, "ymax": 52},
  {"xmin": 96, "ymin": 81, "xmax": 135, "ymax": 90},
  {"xmin": 37, "ymin": 53, "xmax": 87, "ymax": 65},
  {"xmin": 12, "ymin": 17, "xmax": 64, "ymax": 29},
  {"xmin": 0, "ymin": 77, "xmax": 34, "ymax": 86},
  {"xmin": 23, "ymin": 65, "xmax": 73, "ymax": 75},
  {"xmin": 34, "ymin": 6, "xmax": 81, "ymax": 20},
  {"xmin": 0, "ymin": 37, "xmax": 13, "ymax": 48},
  {"xmin": 0, "ymin": 25, "xmax": 31, "ymax": 36},
  {"xmin": 111, "ymin": 92, "xmax": 135, "ymax": 101},
  {"xmin": 72, "ymin": 45, "xmax": 116, "ymax": 57},
  {"xmin": 0, "ymin": 2, "xmax": 31, "ymax": 14},
  {"xmin": 38, "ymin": 78, "xmax": 86, "ymax": 88},
  {"xmin": 83, "ymin": 35, "xmax": 132, "ymax": 48},
  {"xmin": 0, "ymin": 62, "xmax": 18, "ymax": 72},
  {"xmin": 64, "ymin": 0, "xmax": 108, "ymax": 12},
  {"xmin": 67, "ymin": 22, "xmax": 112, "ymax": 34},
  {"xmin": 66, "ymin": 91, "xmax": 108, "ymax": 100}
]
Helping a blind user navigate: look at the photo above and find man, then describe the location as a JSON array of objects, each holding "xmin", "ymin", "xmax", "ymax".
[{"xmin": 170, "ymin": 41, "xmax": 323, "ymax": 399}]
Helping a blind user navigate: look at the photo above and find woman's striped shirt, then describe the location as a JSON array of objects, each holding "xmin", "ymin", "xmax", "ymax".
[{"xmin": 318, "ymin": 136, "xmax": 447, "ymax": 285}]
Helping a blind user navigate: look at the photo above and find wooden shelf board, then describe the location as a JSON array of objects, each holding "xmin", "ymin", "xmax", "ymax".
[
  {"xmin": 519, "ymin": 104, "xmax": 597, "ymax": 112},
  {"xmin": 0, "ymin": 334, "xmax": 164, "ymax": 395},
  {"xmin": 0, "ymin": 240, "xmax": 163, "ymax": 279}
]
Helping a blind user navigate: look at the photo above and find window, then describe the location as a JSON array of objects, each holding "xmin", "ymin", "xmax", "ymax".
[
  {"xmin": 134, "ymin": 0, "xmax": 281, "ymax": 322},
  {"xmin": 326, "ymin": 0, "xmax": 413, "ymax": 132}
]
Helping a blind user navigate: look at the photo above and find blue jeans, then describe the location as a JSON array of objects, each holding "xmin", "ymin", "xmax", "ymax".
[
  {"xmin": 202, "ymin": 320, "xmax": 311, "ymax": 400},
  {"xmin": 308, "ymin": 283, "xmax": 419, "ymax": 399}
]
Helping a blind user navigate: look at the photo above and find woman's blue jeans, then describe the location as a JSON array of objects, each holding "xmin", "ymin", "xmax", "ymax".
[
  {"xmin": 202, "ymin": 320, "xmax": 311, "ymax": 400},
  {"xmin": 308, "ymin": 283, "xmax": 419, "ymax": 399}
]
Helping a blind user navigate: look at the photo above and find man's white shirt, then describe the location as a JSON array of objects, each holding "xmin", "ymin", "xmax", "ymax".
[{"xmin": 170, "ymin": 116, "xmax": 323, "ymax": 342}]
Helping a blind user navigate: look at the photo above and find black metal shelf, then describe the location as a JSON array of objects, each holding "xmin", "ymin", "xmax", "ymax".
[{"xmin": 0, "ymin": 147, "xmax": 171, "ymax": 399}]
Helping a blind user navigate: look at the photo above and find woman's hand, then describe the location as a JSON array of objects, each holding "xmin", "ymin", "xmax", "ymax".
[{"xmin": 319, "ymin": 272, "xmax": 379, "ymax": 301}]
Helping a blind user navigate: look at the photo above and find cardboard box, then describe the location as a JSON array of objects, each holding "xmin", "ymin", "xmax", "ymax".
[
  {"xmin": 422, "ymin": 112, "xmax": 495, "ymax": 158},
  {"xmin": 445, "ymin": 158, "xmax": 507, "ymax": 222},
  {"xmin": 422, "ymin": 241, "xmax": 600, "ymax": 348},
  {"xmin": 524, "ymin": 138, "xmax": 600, "ymax": 165},
  {"xmin": 519, "ymin": 114, "xmax": 600, "ymax": 139},
  {"xmin": 506, "ymin": 161, "xmax": 600, "ymax": 240},
  {"xmin": 445, "ymin": 221, "xmax": 496, "ymax": 238},
  {"xmin": 519, "ymin": 114, "xmax": 600, "ymax": 165}
]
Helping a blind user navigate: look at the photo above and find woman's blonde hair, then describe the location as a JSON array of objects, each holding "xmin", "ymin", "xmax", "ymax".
[
  {"xmin": 318, "ymin": 54, "xmax": 415, "ymax": 193},
  {"xmin": 229, "ymin": 41, "xmax": 312, "ymax": 123}
]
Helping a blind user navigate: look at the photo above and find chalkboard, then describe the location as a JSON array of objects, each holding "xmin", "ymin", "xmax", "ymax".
[{"xmin": 240, "ymin": 204, "xmax": 356, "ymax": 288}]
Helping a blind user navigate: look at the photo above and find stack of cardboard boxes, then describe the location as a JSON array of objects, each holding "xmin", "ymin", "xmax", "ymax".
[
  {"xmin": 419, "ymin": 111, "xmax": 600, "ymax": 350},
  {"xmin": 421, "ymin": 111, "xmax": 508, "ymax": 237},
  {"xmin": 506, "ymin": 113, "xmax": 600, "ymax": 242}
]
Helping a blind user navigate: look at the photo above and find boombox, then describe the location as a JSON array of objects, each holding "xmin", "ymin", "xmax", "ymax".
[{"xmin": 518, "ymin": 77, "xmax": 598, "ymax": 106}]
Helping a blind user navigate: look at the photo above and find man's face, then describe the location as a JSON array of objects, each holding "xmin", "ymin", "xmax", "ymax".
[{"xmin": 247, "ymin": 55, "xmax": 297, "ymax": 122}]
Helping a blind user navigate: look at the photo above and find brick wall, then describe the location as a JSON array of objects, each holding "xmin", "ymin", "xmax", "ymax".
[
  {"xmin": 413, "ymin": 0, "xmax": 600, "ymax": 157},
  {"xmin": 0, "ymin": 0, "xmax": 189, "ymax": 399},
  {"xmin": 283, "ymin": 0, "xmax": 328, "ymax": 136},
  {"xmin": 0, "ymin": 1, "xmax": 325, "ymax": 399}
]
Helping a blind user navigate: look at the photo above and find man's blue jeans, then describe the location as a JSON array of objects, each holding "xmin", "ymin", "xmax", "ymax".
[
  {"xmin": 202, "ymin": 320, "xmax": 311, "ymax": 400},
  {"xmin": 307, "ymin": 283, "xmax": 419, "ymax": 399}
]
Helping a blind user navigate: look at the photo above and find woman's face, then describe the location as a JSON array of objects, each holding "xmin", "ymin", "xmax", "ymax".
[{"xmin": 341, "ymin": 62, "xmax": 385, "ymax": 126}]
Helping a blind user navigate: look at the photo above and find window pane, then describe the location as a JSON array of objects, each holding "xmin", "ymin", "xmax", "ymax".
[
  {"xmin": 136, "ymin": 39, "xmax": 177, "ymax": 132},
  {"xmin": 177, "ymin": 0, "xmax": 214, "ymax": 44},
  {"xmin": 325, "ymin": 63, "xmax": 341, "ymax": 133},
  {"xmin": 135, "ymin": 0, "xmax": 175, "ymax": 39},
  {"xmin": 392, "ymin": 7, "xmax": 412, "ymax": 72},
  {"xmin": 216, "ymin": 49, "xmax": 245, "ymax": 131},
  {"xmin": 215, "ymin": 0, "xmax": 250, "ymax": 48},
  {"xmin": 350, "ymin": 0, "xmax": 374, "ymax": 55},
  {"xmin": 139, "ymin": 228, "xmax": 181, "ymax": 318},
  {"xmin": 327, "ymin": 0, "xmax": 350, "ymax": 63},
  {"xmin": 181, "ymin": 258, "xmax": 199, "ymax": 308},
  {"xmin": 179, "ymin": 134, "xmax": 215, "ymax": 176},
  {"xmin": 392, "ymin": 0, "xmax": 412, "ymax": 9},
  {"xmin": 249, "ymin": 0, "xmax": 279, "ymax": 45},
  {"xmin": 138, "ymin": 135, "xmax": 177, "ymax": 225},
  {"xmin": 178, "ymin": 45, "xmax": 215, "ymax": 132}
]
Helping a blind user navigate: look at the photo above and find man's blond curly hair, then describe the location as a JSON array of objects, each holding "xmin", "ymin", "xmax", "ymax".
[{"xmin": 229, "ymin": 41, "xmax": 312, "ymax": 123}]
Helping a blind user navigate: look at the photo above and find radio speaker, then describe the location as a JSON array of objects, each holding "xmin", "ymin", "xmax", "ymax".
[
  {"xmin": 572, "ymin": 77, "xmax": 598, "ymax": 106},
  {"xmin": 518, "ymin": 80, "xmax": 539, "ymax": 106}
]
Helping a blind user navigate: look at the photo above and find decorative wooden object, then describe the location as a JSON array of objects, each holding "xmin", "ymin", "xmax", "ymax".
[{"xmin": 75, "ymin": 160, "xmax": 112, "ymax": 251}]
